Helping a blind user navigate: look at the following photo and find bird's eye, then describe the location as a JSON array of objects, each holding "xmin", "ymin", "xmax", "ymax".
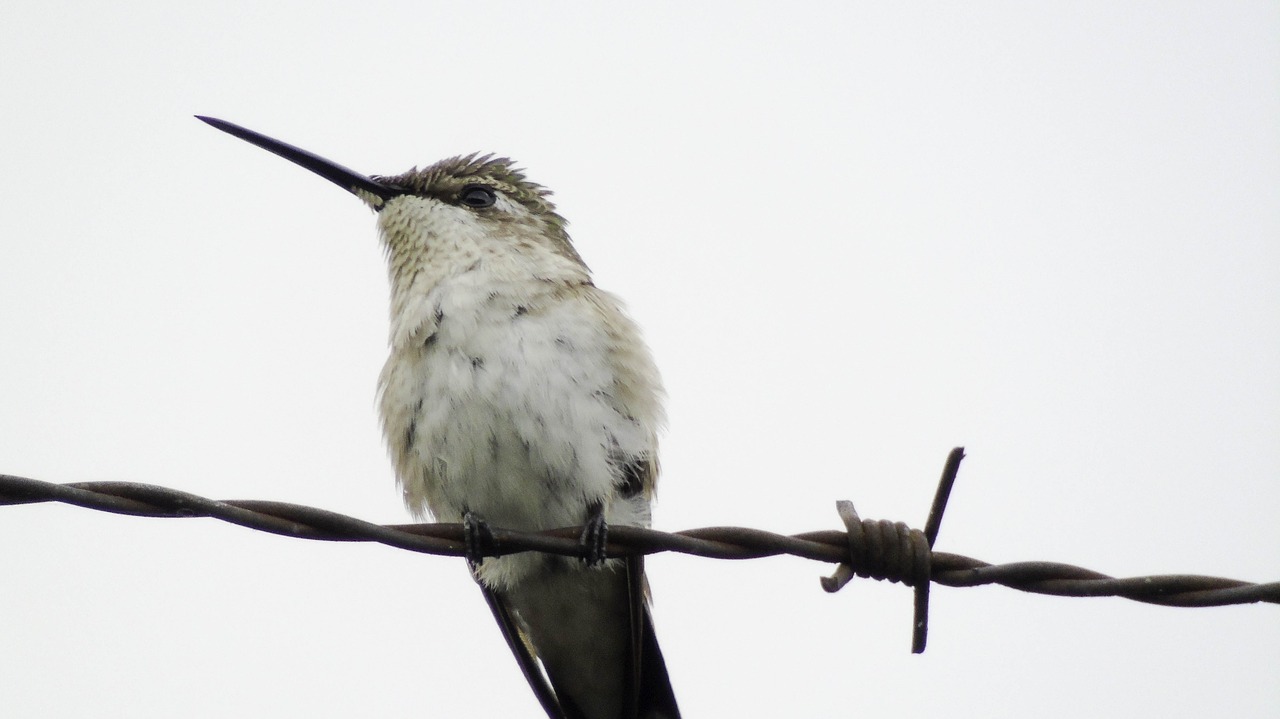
[{"xmin": 459, "ymin": 184, "xmax": 497, "ymax": 208}]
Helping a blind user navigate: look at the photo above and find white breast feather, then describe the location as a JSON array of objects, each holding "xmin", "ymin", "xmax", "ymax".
[{"xmin": 374, "ymin": 195, "xmax": 663, "ymax": 589}]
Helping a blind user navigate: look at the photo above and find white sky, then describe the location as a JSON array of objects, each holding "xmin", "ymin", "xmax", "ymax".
[{"xmin": 1, "ymin": 2, "xmax": 1277, "ymax": 717}]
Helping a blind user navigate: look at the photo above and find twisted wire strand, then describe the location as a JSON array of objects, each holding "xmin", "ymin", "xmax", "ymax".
[
  {"xmin": 1, "ymin": 471, "xmax": 1272, "ymax": 610},
  {"xmin": 5, "ymin": 447, "xmax": 1278, "ymax": 658}
]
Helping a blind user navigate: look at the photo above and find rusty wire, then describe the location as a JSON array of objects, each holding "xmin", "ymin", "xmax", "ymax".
[{"xmin": 1, "ymin": 447, "xmax": 1276, "ymax": 655}]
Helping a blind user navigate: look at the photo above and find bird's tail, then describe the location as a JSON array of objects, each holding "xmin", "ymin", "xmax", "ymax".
[{"xmin": 483, "ymin": 556, "xmax": 680, "ymax": 719}]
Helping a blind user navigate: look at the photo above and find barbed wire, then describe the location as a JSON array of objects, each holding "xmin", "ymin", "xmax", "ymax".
[{"xmin": 1, "ymin": 448, "xmax": 1275, "ymax": 655}]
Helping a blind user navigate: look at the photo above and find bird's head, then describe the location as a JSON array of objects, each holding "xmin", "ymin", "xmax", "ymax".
[{"xmin": 196, "ymin": 117, "xmax": 586, "ymax": 275}]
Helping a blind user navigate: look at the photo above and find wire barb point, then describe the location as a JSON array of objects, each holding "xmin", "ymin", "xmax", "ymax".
[{"xmin": 820, "ymin": 448, "xmax": 966, "ymax": 653}]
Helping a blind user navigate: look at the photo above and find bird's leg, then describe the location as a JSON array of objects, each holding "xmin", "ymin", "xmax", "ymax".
[
  {"xmin": 463, "ymin": 509, "xmax": 496, "ymax": 569},
  {"xmin": 579, "ymin": 501, "xmax": 608, "ymax": 567}
]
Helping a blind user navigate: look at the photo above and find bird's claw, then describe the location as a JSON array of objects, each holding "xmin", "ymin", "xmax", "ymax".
[
  {"xmin": 579, "ymin": 506, "xmax": 609, "ymax": 567},
  {"xmin": 463, "ymin": 510, "xmax": 495, "ymax": 569}
]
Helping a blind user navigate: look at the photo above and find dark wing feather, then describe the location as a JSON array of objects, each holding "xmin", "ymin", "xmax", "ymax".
[
  {"xmin": 476, "ymin": 579, "xmax": 567, "ymax": 718},
  {"xmin": 629, "ymin": 556, "xmax": 681, "ymax": 718},
  {"xmin": 624, "ymin": 457, "xmax": 681, "ymax": 718}
]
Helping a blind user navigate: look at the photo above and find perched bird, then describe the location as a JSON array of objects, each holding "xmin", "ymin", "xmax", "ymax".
[{"xmin": 198, "ymin": 116, "xmax": 679, "ymax": 719}]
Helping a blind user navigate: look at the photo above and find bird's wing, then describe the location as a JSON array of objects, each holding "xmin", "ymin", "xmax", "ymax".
[
  {"xmin": 476, "ymin": 579, "xmax": 567, "ymax": 718},
  {"xmin": 629, "ymin": 555, "xmax": 681, "ymax": 718}
]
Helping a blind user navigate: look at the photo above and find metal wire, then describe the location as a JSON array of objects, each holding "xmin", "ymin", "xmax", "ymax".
[{"xmin": 2, "ymin": 446, "xmax": 1275, "ymax": 655}]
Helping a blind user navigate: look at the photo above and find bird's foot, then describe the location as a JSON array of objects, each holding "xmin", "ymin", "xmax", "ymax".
[
  {"xmin": 579, "ymin": 503, "xmax": 609, "ymax": 567},
  {"xmin": 463, "ymin": 510, "xmax": 495, "ymax": 569}
]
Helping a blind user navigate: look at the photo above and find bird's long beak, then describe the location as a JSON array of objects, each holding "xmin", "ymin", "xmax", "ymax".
[{"xmin": 196, "ymin": 116, "xmax": 402, "ymax": 202}]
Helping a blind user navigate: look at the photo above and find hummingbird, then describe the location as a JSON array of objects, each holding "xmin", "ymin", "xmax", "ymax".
[{"xmin": 198, "ymin": 116, "xmax": 679, "ymax": 719}]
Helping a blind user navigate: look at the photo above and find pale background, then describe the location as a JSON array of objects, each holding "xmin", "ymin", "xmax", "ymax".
[{"xmin": 1, "ymin": 2, "xmax": 1277, "ymax": 717}]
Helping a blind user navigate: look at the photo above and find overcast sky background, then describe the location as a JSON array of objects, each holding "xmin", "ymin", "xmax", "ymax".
[{"xmin": 1, "ymin": 3, "xmax": 1277, "ymax": 717}]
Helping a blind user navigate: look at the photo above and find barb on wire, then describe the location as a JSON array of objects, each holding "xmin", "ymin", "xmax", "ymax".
[
  {"xmin": 1, "ymin": 446, "xmax": 1276, "ymax": 656},
  {"xmin": 818, "ymin": 447, "xmax": 965, "ymax": 652}
]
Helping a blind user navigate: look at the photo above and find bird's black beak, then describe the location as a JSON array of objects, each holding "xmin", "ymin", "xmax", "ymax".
[{"xmin": 196, "ymin": 116, "xmax": 402, "ymax": 202}]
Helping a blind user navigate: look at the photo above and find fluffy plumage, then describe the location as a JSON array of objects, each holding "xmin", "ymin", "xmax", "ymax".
[
  {"xmin": 369, "ymin": 156, "xmax": 678, "ymax": 718},
  {"xmin": 199, "ymin": 115, "xmax": 679, "ymax": 717}
]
